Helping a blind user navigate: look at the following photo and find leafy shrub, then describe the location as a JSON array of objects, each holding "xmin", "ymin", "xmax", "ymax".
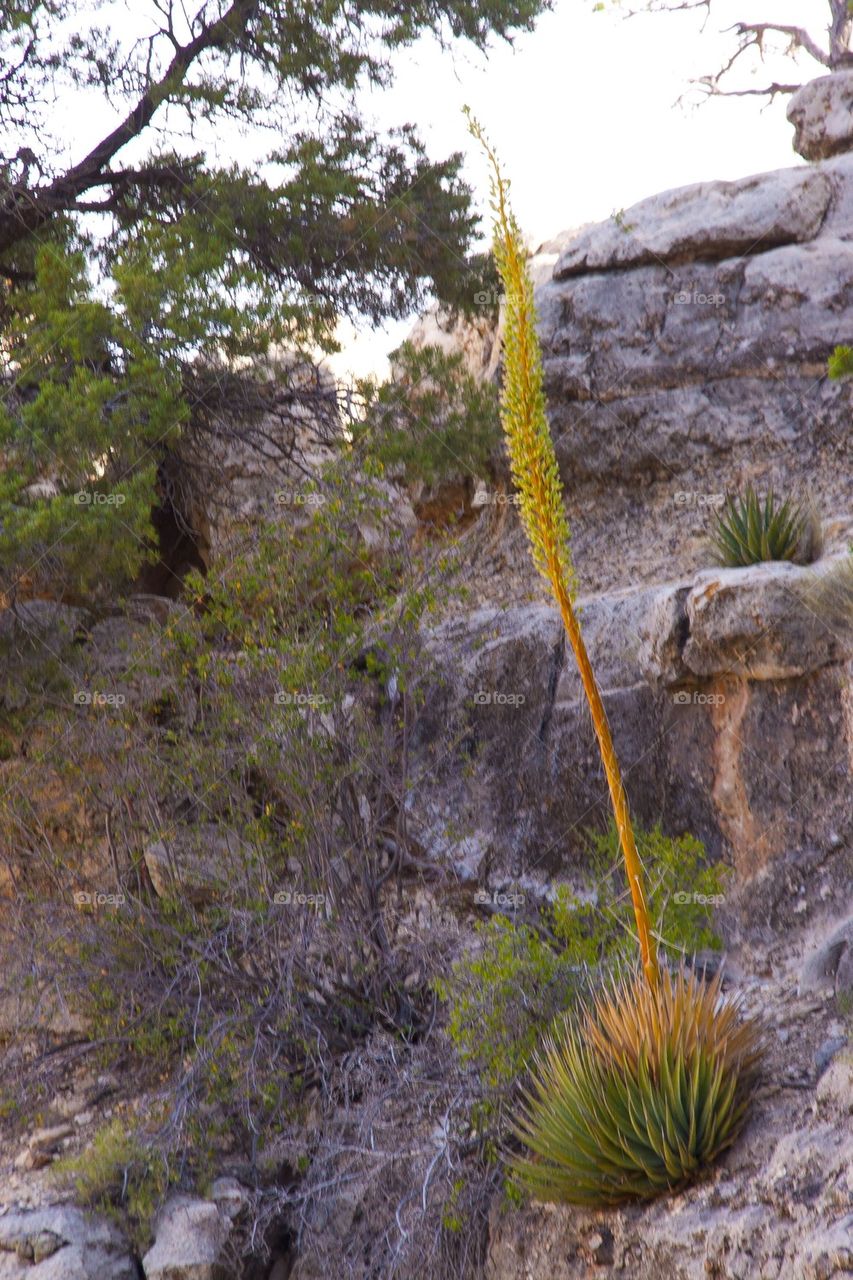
[
  {"xmin": 0, "ymin": 453, "xmax": 468, "ymax": 1258},
  {"xmin": 437, "ymin": 821, "xmax": 728, "ymax": 1108},
  {"xmin": 436, "ymin": 916, "xmax": 580, "ymax": 1102},
  {"xmin": 709, "ymin": 484, "xmax": 821, "ymax": 567},
  {"xmin": 585, "ymin": 821, "xmax": 728, "ymax": 959},
  {"xmin": 510, "ymin": 967, "xmax": 764, "ymax": 1205},
  {"xmin": 828, "ymin": 344, "xmax": 853, "ymax": 380},
  {"xmin": 357, "ymin": 340, "xmax": 500, "ymax": 489},
  {"xmin": 54, "ymin": 1118, "xmax": 168, "ymax": 1247}
]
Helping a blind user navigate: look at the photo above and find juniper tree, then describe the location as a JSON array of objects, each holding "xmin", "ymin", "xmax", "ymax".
[{"xmin": 0, "ymin": 0, "xmax": 550, "ymax": 596}]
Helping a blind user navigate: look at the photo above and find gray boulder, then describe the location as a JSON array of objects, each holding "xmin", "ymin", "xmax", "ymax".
[
  {"xmin": 0, "ymin": 602, "xmax": 90, "ymax": 650},
  {"xmin": 788, "ymin": 70, "xmax": 853, "ymax": 161},
  {"xmin": 553, "ymin": 167, "xmax": 831, "ymax": 277},
  {"xmin": 534, "ymin": 154, "xmax": 853, "ymax": 493},
  {"xmin": 799, "ymin": 915, "xmax": 853, "ymax": 995},
  {"xmin": 0, "ymin": 1206, "xmax": 135, "ymax": 1279},
  {"xmin": 142, "ymin": 1194, "xmax": 231, "ymax": 1280},
  {"xmin": 682, "ymin": 561, "xmax": 849, "ymax": 680},
  {"xmin": 143, "ymin": 828, "xmax": 250, "ymax": 907}
]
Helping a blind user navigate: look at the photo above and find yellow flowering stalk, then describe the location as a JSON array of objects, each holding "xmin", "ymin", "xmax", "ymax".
[
  {"xmin": 466, "ymin": 112, "xmax": 763, "ymax": 1208},
  {"xmin": 465, "ymin": 108, "xmax": 658, "ymax": 990}
]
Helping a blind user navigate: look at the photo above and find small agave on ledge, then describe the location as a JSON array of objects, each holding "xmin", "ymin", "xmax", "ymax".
[
  {"xmin": 465, "ymin": 107, "xmax": 765, "ymax": 1206},
  {"xmin": 709, "ymin": 483, "xmax": 822, "ymax": 568}
]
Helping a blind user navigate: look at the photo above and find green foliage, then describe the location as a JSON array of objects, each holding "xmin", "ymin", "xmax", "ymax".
[
  {"xmin": 0, "ymin": 237, "xmax": 181, "ymax": 594},
  {"xmin": 586, "ymin": 821, "xmax": 728, "ymax": 958},
  {"xmin": 437, "ymin": 821, "xmax": 727, "ymax": 1102},
  {"xmin": 54, "ymin": 1117, "xmax": 168, "ymax": 1246},
  {"xmin": 828, "ymin": 345, "xmax": 853, "ymax": 379},
  {"xmin": 0, "ymin": 1, "xmax": 551, "ymax": 599},
  {"xmin": 709, "ymin": 484, "xmax": 821, "ymax": 567},
  {"xmin": 510, "ymin": 968, "xmax": 764, "ymax": 1205},
  {"xmin": 357, "ymin": 341, "xmax": 501, "ymax": 487},
  {"xmin": 435, "ymin": 915, "xmax": 580, "ymax": 1098},
  {"xmin": 441, "ymin": 1178, "xmax": 468, "ymax": 1233}
]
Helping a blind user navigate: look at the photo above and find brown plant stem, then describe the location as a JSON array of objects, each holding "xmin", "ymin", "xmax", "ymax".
[{"xmin": 549, "ymin": 569, "xmax": 659, "ymax": 990}]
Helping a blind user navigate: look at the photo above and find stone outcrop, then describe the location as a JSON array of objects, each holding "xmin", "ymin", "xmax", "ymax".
[
  {"xmin": 142, "ymin": 1193, "xmax": 234, "ymax": 1280},
  {"xmin": 552, "ymin": 168, "xmax": 831, "ymax": 276},
  {"xmin": 414, "ymin": 552, "xmax": 853, "ymax": 902},
  {"xmin": 404, "ymin": 138, "xmax": 853, "ymax": 909},
  {"xmin": 788, "ymin": 70, "xmax": 853, "ymax": 161},
  {"xmin": 170, "ymin": 355, "xmax": 341, "ymax": 570},
  {"xmin": 143, "ymin": 829, "xmax": 249, "ymax": 907},
  {"xmin": 0, "ymin": 1206, "xmax": 136, "ymax": 1279},
  {"xmin": 535, "ymin": 154, "xmax": 853, "ymax": 499}
]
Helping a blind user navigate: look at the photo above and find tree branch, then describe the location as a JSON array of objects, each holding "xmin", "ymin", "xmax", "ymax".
[
  {"xmin": 0, "ymin": 0, "xmax": 258, "ymax": 257},
  {"xmin": 724, "ymin": 21, "xmax": 833, "ymax": 68},
  {"xmin": 829, "ymin": 0, "xmax": 853, "ymax": 65},
  {"xmin": 694, "ymin": 78, "xmax": 804, "ymax": 101},
  {"xmin": 631, "ymin": 0, "xmax": 852, "ymax": 105}
]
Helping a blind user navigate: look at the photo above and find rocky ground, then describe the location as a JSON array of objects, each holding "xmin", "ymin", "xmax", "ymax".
[{"xmin": 0, "ymin": 911, "xmax": 849, "ymax": 1278}]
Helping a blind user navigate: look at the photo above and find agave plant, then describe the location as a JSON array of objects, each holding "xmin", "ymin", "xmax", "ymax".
[
  {"xmin": 510, "ymin": 967, "xmax": 764, "ymax": 1205},
  {"xmin": 466, "ymin": 110, "xmax": 764, "ymax": 1205},
  {"xmin": 709, "ymin": 484, "xmax": 820, "ymax": 567}
]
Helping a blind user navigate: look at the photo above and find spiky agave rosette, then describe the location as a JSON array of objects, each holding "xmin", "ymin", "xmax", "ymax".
[
  {"xmin": 709, "ymin": 484, "xmax": 820, "ymax": 567},
  {"xmin": 510, "ymin": 967, "xmax": 765, "ymax": 1205}
]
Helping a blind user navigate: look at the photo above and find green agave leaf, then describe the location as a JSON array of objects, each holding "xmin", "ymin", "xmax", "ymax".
[
  {"xmin": 510, "ymin": 969, "xmax": 763, "ymax": 1206},
  {"xmin": 710, "ymin": 483, "xmax": 813, "ymax": 567}
]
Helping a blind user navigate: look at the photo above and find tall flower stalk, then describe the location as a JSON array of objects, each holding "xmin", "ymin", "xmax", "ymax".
[
  {"xmin": 466, "ymin": 109, "xmax": 659, "ymax": 991},
  {"xmin": 466, "ymin": 113, "xmax": 763, "ymax": 1206}
]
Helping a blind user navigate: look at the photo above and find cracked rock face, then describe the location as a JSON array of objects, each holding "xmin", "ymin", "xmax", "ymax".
[
  {"xmin": 681, "ymin": 561, "xmax": 850, "ymax": 680},
  {"xmin": 788, "ymin": 71, "xmax": 853, "ymax": 161},
  {"xmin": 552, "ymin": 168, "xmax": 832, "ymax": 277},
  {"xmin": 0, "ymin": 1206, "xmax": 136, "ymax": 1279},
  {"xmin": 534, "ymin": 154, "xmax": 853, "ymax": 491},
  {"xmin": 142, "ymin": 1194, "xmax": 233, "ymax": 1280},
  {"xmin": 414, "ymin": 555, "xmax": 853, "ymax": 909}
]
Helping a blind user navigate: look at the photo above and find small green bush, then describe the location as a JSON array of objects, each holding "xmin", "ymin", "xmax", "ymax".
[
  {"xmin": 437, "ymin": 821, "xmax": 728, "ymax": 1107},
  {"xmin": 357, "ymin": 340, "xmax": 500, "ymax": 489},
  {"xmin": 585, "ymin": 820, "xmax": 728, "ymax": 959},
  {"xmin": 828, "ymin": 344, "xmax": 853, "ymax": 380},
  {"xmin": 54, "ymin": 1117, "xmax": 168, "ymax": 1247}
]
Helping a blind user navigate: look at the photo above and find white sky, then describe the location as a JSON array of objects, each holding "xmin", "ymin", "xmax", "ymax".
[{"xmin": 34, "ymin": 0, "xmax": 826, "ymax": 379}]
